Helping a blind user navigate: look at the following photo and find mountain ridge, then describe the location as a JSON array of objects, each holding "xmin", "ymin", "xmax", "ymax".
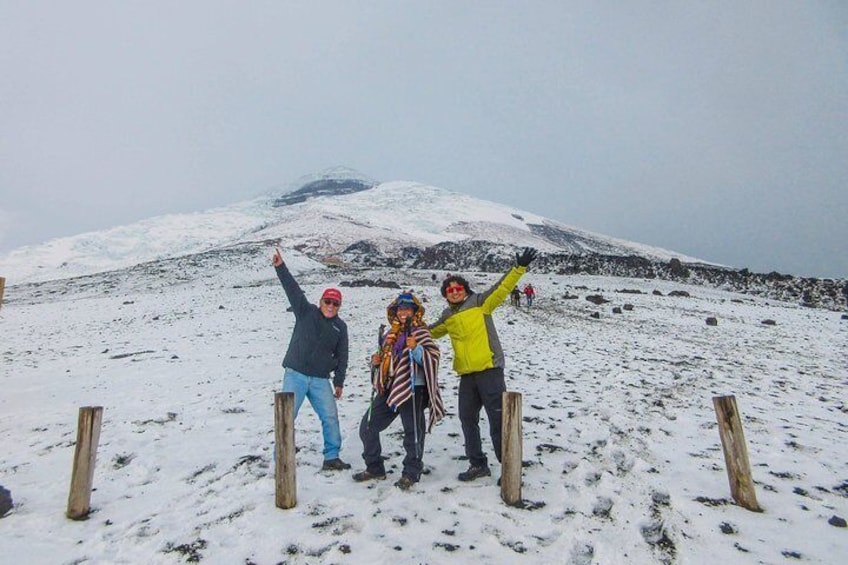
[
  {"xmin": 0, "ymin": 171, "xmax": 845, "ymax": 310},
  {"xmin": 0, "ymin": 173, "xmax": 703, "ymax": 284}
]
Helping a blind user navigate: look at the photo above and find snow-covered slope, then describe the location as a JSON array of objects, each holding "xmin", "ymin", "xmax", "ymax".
[
  {"xmin": 0, "ymin": 174, "xmax": 704, "ymax": 285},
  {"xmin": 1, "ymin": 259, "xmax": 845, "ymax": 564},
  {"xmin": 0, "ymin": 198, "xmax": 277, "ymax": 284}
]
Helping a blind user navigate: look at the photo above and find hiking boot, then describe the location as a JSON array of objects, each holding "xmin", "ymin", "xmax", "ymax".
[
  {"xmin": 352, "ymin": 470, "xmax": 386, "ymax": 482},
  {"xmin": 394, "ymin": 476, "xmax": 417, "ymax": 491},
  {"xmin": 322, "ymin": 458, "xmax": 351, "ymax": 471},
  {"xmin": 458, "ymin": 464, "xmax": 491, "ymax": 482}
]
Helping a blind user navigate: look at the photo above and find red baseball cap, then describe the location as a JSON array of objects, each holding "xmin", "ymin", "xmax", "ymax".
[{"xmin": 321, "ymin": 288, "xmax": 342, "ymax": 304}]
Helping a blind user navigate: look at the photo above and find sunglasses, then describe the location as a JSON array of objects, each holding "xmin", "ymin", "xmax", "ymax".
[
  {"xmin": 322, "ymin": 298, "xmax": 340, "ymax": 307},
  {"xmin": 445, "ymin": 286, "xmax": 466, "ymax": 294}
]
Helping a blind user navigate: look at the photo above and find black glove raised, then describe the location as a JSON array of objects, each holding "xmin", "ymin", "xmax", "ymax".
[{"xmin": 516, "ymin": 247, "xmax": 537, "ymax": 267}]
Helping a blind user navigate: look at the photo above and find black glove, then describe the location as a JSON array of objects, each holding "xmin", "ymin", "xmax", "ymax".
[{"xmin": 516, "ymin": 247, "xmax": 537, "ymax": 267}]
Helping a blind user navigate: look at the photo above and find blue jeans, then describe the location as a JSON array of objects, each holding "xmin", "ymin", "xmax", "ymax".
[{"xmin": 282, "ymin": 368, "xmax": 342, "ymax": 460}]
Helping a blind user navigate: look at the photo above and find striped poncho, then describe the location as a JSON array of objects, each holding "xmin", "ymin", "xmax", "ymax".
[{"xmin": 374, "ymin": 324, "xmax": 445, "ymax": 432}]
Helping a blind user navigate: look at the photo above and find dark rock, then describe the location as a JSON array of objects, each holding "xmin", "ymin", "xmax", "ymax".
[
  {"xmin": 719, "ymin": 522, "xmax": 736, "ymax": 534},
  {"xmin": 590, "ymin": 312, "xmax": 601, "ymax": 319},
  {"xmin": 0, "ymin": 486, "xmax": 11, "ymax": 518},
  {"xmin": 272, "ymin": 177, "xmax": 375, "ymax": 207},
  {"xmin": 586, "ymin": 295, "xmax": 609, "ymax": 305},
  {"xmin": 623, "ymin": 304, "xmax": 634, "ymax": 311},
  {"xmin": 341, "ymin": 278, "xmax": 401, "ymax": 289},
  {"xmin": 829, "ymin": 515, "xmax": 847, "ymax": 528},
  {"xmin": 706, "ymin": 317, "xmax": 718, "ymax": 326},
  {"xmin": 761, "ymin": 319, "xmax": 777, "ymax": 326},
  {"xmin": 669, "ymin": 258, "xmax": 690, "ymax": 277},
  {"xmin": 653, "ymin": 290, "xmax": 664, "ymax": 296},
  {"xmin": 668, "ymin": 290, "xmax": 691, "ymax": 297},
  {"xmin": 612, "ymin": 307, "xmax": 622, "ymax": 314},
  {"xmin": 842, "ymin": 314, "xmax": 848, "ymax": 320}
]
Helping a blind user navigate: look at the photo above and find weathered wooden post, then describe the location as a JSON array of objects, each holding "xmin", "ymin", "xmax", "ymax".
[
  {"xmin": 0, "ymin": 276, "xmax": 6, "ymax": 311},
  {"xmin": 67, "ymin": 406, "xmax": 103, "ymax": 520},
  {"xmin": 713, "ymin": 395, "xmax": 762, "ymax": 512},
  {"xmin": 501, "ymin": 391, "xmax": 523, "ymax": 506},
  {"xmin": 275, "ymin": 392, "xmax": 297, "ymax": 509}
]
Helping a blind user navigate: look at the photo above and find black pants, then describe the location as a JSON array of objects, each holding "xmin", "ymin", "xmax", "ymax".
[
  {"xmin": 458, "ymin": 367, "xmax": 506, "ymax": 467},
  {"xmin": 359, "ymin": 386, "xmax": 429, "ymax": 480}
]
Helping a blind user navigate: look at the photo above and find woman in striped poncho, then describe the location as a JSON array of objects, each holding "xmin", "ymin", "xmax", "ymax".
[{"xmin": 353, "ymin": 291, "xmax": 444, "ymax": 490}]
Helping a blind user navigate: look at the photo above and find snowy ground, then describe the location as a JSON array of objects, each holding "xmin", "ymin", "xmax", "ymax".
[{"xmin": 1, "ymin": 253, "xmax": 846, "ymax": 564}]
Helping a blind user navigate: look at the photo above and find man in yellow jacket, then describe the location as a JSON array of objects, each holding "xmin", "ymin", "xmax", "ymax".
[{"xmin": 429, "ymin": 247, "xmax": 537, "ymax": 482}]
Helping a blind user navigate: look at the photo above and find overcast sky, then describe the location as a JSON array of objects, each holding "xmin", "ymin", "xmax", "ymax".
[{"xmin": 1, "ymin": 2, "xmax": 846, "ymax": 278}]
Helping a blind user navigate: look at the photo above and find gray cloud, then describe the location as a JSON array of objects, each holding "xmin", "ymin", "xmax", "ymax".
[{"xmin": 1, "ymin": 1, "xmax": 845, "ymax": 277}]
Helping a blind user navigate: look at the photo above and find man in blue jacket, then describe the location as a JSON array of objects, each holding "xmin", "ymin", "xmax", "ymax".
[{"xmin": 273, "ymin": 249, "xmax": 350, "ymax": 471}]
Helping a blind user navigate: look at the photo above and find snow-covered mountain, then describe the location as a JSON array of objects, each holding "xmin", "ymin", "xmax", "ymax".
[
  {"xmin": 1, "ymin": 169, "xmax": 845, "ymax": 310},
  {"xmin": 1, "ymin": 169, "xmax": 846, "ymax": 563},
  {"xmin": 0, "ymin": 170, "xmax": 701, "ymax": 285}
]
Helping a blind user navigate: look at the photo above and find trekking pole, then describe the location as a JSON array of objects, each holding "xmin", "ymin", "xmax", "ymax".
[
  {"xmin": 409, "ymin": 346, "xmax": 420, "ymax": 459},
  {"xmin": 367, "ymin": 324, "xmax": 385, "ymax": 429},
  {"xmin": 406, "ymin": 320, "xmax": 421, "ymax": 459}
]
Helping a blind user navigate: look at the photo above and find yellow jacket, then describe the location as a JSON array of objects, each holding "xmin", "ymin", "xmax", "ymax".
[{"xmin": 429, "ymin": 266, "xmax": 526, "ymax": 375}]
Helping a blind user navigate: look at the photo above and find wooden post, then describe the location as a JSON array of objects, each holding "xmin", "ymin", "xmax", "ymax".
[
  {"xmin": 66, "ymin": 406, "xmax": 103, "ymax": 520},
  {"xmin": 713, "ymin": 395, "xmax": 762, "ymax": 512},
  {"xmin": 0, "ymin": 276, "xmax": 6, "ymax": 311},
  {"xmin": 501, "ymin": 391, "xmax": 523, "ymax": 506},
  {"xmin": 275, "ymin": 392, "xmax": 297, "ymax": 509}
]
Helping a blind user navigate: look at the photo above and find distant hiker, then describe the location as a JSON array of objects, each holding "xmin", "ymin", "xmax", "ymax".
[
  {"xmin": 523, "ymin": 283, "xmax": 536, "ymax": 308},
  {"xmin": 272, "ymin": 248, "xmax": 351, "ymax": 471},
  {"xmin": 429, "ymin": 247, "xmax": 537, "ymax": 483},
  {"xmin": 354, "ymin": 291, "xmax": 444, "ymax": 490},
  {"xmin": 510, "ymin": 287, "xmax": 521, "ymax": 307}
]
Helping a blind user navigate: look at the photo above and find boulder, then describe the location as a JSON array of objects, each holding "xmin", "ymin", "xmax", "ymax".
[{"xmin": 0, "ymin": 486, "xmax": 12, "ymax": 518}]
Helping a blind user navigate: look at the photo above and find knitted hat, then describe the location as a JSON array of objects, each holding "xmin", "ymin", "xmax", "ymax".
[
  {"xmin": 394, "ymin": 292, "xmax": 418, "ymax": 311},
  {"xmin": 387, "ymin": 291, "xmax": 424, "ymax": 322}
]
